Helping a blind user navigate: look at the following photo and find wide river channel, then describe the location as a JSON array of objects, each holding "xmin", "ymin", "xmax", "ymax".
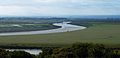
[
  {"xmin": 2, "ymin": 22, "xmax": 86, "ymax": 55},
  {"xmin": 0, "ymin": 22, "xmax": 86, "ymax": 36}
]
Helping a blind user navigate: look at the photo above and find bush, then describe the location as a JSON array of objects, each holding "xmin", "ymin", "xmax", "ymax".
[
  {"xmin": 41, "ymin": 43, "xmax": 119, "ymax": 58},
  {"xmin": 0, "ymin": 48, "xmax": 11, "ymax": 58},
  {"xmin": 0, "ymin": 43, "xmax": 120, "ymax": 58},
  {"xmin": 10, "ymin": 51, "xmax": 34, "ymax": 58}
]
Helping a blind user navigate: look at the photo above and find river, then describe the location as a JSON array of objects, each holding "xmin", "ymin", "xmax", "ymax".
[
  {"xmin": 0, "ymin": 22, "xmax": 86, "ymax": 36},
  {"xmin": 4, "ymin": 22, "xmax": 86, "ymax": 55},
  {"xmin": 6, "ymin": 49, "xmax": 42, "ymax": 55}
]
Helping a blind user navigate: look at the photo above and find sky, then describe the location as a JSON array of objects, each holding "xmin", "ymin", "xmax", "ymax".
[{"xmin": 0, "ymin": 0, "xmax": 120, "ymax": 16}]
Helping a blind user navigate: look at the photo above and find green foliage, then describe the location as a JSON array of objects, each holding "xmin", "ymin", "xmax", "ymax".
[
  {"xmin": 112, "ymin": 50, "xmax": 120, "ymax": 58},
  {"xmin": 40, "ymin": 43, "xmax": 120, "ymax": 58},
  {"xmin": 0, "ymin": 43, "xmax": 120, "ymax": 58},
  {"xmin": 71, "ymin": 43, "xmax": 115, "ymax": 58},
  {"xmin": 0, "ymin": 49, "xmax": 11, "ymax": 58},
  {"xmin": 10, "ymin": 51, "xmax": 34, "ymax": 58},
  {"xmin": 0, "ymin": 49, "xmax": 35, "ymax": 58},
  {"xmin": 39, "ymin": 47, "xmax": 54, "ymax": 58},
  {"xmin": 52, "ymin": 48, "xmax": 74, "ymax": 58}
]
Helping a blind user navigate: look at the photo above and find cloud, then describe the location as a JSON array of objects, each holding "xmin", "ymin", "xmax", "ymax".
[
  {"xmin": 0, "ymin": 0, "xmax": 120, "ymax": 16},
  {"xmin": 34, "ymin": 0, "xmax": 57, "ymax": 3},
  {"xmin": 0, "ymin": 5, "xmax": 77, "ymax": 16},
  {"xmin": 0, "ymin": 5, "xmax": 36, "ymax": 16}
]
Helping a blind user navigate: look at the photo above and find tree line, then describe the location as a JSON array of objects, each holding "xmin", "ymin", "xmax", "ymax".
[{"xmin": 0, "ymin": 43, "xmax": 120, "ymax": 58}]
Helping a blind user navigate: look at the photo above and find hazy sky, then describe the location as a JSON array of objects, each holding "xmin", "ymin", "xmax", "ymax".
[{"xmin": 0, "ymin": 0, "xmax": 120, "ymax": 16}]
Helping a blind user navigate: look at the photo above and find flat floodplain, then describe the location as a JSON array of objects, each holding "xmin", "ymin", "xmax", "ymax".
[{"xmin": 0, "ymin": 23, "xmax": 120, "ymax": 48}]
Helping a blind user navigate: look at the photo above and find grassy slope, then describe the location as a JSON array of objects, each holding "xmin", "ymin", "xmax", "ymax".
[{"xmin": 0, "ymin": 23, "xmax": 120, "ymax": 47}]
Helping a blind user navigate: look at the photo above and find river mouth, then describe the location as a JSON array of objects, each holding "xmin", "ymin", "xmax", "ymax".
[{"xmin": 0, "ymin": 22, "xmax": 86, "ymax": 36}]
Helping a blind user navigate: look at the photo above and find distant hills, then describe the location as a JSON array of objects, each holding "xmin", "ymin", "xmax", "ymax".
[
  {"xmin": 61, "ymin": 15, "xmax": 120, "ymax": 19},
  {"xmin": 0, "ymin": 15, "xmax": 120, "ymax": 19}
]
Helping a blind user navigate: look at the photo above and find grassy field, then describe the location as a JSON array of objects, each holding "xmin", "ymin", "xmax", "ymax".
[
  {"xmin": 0, "ymin": 23, "xmax": 59, "ymax": 33},
  {"xmin": 0, "ymin": 23, "xmax": 120, "ymax": 48}
]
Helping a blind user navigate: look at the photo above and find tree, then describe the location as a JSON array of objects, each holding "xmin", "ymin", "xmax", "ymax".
[
  {"xmin": 52, "ymin": 48, "xmax": 74, "ymax": 58},
  {"xmin": 39, "ymin": 47, "xmax": 55, "ymax": 58},
  {"xmin": 71, "ymin": 43, "xmax": 113, "ymax": 58},
  {"xmin": 0, "ymin": 48, "xmax": 11, "ymax": 58},
  {"xmin": 10, "ymin": 51, "xmax": 34, "ymax": 58}
]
